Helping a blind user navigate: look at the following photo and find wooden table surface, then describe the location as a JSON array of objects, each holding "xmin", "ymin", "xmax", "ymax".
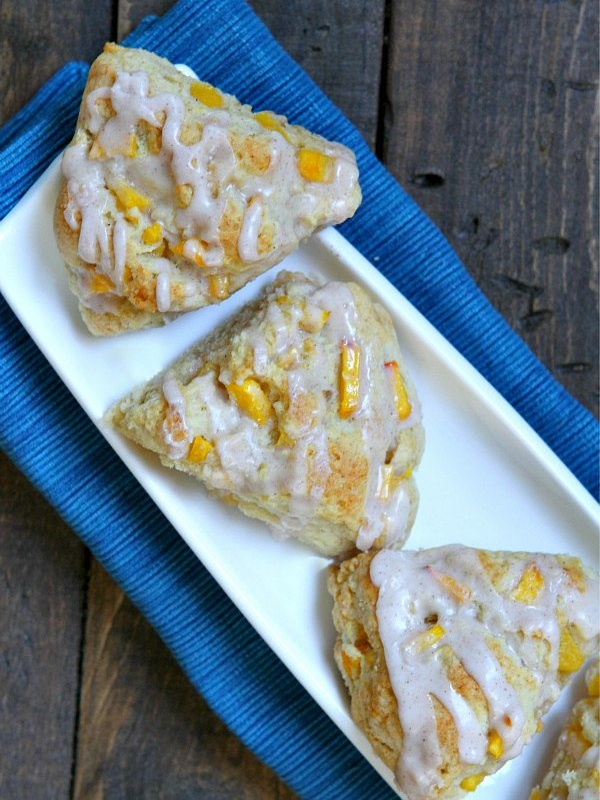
[{"xmin": 0, "ymin": 1, "xmax": 597, "ymax": 798}]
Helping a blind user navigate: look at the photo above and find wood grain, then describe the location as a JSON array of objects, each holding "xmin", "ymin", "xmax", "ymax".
[
  {"xmin": 73, "ymin": 561, "xmax": 297, "ymax": 800},
  {"xmin": 383, "ymin": 0, "xmax": 599, "ymax": 416},
  {"xmin": 116, "ymin": 0, "xmax": 175, "ymax": 39},
  {"xmin": 250, "ymin": 0, "xmax": 386, "ymax": 149},
  {"xmin": 0, "ymin": 0, "xmax": 112, "ymax": 125},
  {"xmin": 0, "ymin": 451, "xmax": 86, "ymax": 799}
]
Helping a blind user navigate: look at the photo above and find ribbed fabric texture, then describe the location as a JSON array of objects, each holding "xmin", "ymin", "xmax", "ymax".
[{"xmin": 0, "ymin": 2, "xmax": 597, "ymax": 799}]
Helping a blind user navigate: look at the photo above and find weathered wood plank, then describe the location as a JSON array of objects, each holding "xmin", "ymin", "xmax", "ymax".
[
  {"xmin": 0, "ymin": 0, "xmax": 113, "ymax": 124},
  {"xmin": 0, "ymin": 3, "xmax": 106, "ymax": 799},
  {"xmin": 0, "ymin": 451, "xmax": 86, "ymax": 799},
  {"xmin": 383, "ymin": 0, "xmax": 599, "ymax": 416},
  {"xmin": 116, "ymin": 0, "xmax": 174, "ymax": 40},
  {"xmin": 250, "ymin": 0, "xmax": 386, "ymax": 149},
  {"xmin": 73, "ymin": 560, "xmax": 298, "ymax": 800}
]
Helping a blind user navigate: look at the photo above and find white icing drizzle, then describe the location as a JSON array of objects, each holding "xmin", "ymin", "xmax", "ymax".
[
  {"xmin": 158, "ymin": 273, "xmax": 420, "ymax": 546},
  {"xmin": 580, "ymin": 745, "xmax": 599, "ymax": 769},
  {"xmin": 171, "ymin": 121, "xmax": 235, "ymax": 266},
  {"xmin": 182, "ymin": 238, "xmax": 201, "ymax": 262},
  {"xmin": 183, "ymin": 373, "xmax": 279, "ymax": 498},
  {"xmin": 61, "ymin": 66, "xmax": 360, "ymax": 313},
  {"xmin": 112, "ymin": 216, "xmax": 128, "ymax": 290},
  {"xmin": 156, "ymin": 273, "xmax": 171, "ymax": 312},
  {"xmin": 365, "ymin": 476, "xmax": 410, "ymax": 549},
  {"xmin": 310, "ymin": 281, "xmax": 416, "ymax": 550},
  {"xmin": 62, "ymin": 142, "xmax": 111, "ymax": 269},
  {"xmin": 153, "ymin": 256, "xmax": 174, "ymax": 312},
  {"xmin": 329, "ymin": 157, "xmax": 362, "ymax": 223},
  {"xmin": 161, "ymin": 373, "xmax": 191, "ymax": 458},
  {"xmin": 370, "ymin": 545, "xmax": 600, "ymax": 800},
  {"xmin": 86, "ymin": 71, "xmax": 161, "ymax": 144},
  {"xmin": 238, "ymin": 196, "xmax": 265, "ymax": 262}
]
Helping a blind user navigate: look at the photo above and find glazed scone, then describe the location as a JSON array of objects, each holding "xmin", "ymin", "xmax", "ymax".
[
  {"xmin": 108, "ymin": 271, "xmax": 424, "ymax": 556},
  {"xmin": 529, "ymin": 660, "xmax": 600, "ymax": 800},
  {"xmin": 54, "ymin": 43, "xmax": 361, "ymax": 335},
  {"xmin": 328, "ymin": 545, "xmax": 600, "ymax": 800}
]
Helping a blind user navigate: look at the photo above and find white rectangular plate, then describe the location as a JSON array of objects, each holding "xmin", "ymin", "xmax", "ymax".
[{"xmin": 1, "ymin": 157, "xmax": 597, "ymax": 799}]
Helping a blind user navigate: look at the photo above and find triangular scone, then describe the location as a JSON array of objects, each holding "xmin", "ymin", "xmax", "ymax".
[
  {"xmin": 328, "ymin": 545, "xmax": 600, "ymax": 800},
  {"xmin": 529, "ymin": 660, "xmax": 599, "ymax": 800},
  {"xmin": 108, "ymin": 271, "xmax": 424, "ymax": 556},
  {"xmin": 54, "ymin": 44, "xmax": 361, "ymax": 335}
]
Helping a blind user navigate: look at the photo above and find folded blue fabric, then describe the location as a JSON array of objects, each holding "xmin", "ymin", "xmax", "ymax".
[{"xmin": 0, "ymin": 1, "xmax": 597, "ymax": 798}]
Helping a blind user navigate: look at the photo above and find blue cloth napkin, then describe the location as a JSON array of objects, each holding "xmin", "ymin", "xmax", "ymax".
[{"xmin": 0, "ymin": 1, "xmax": 597, "ymax": 798}]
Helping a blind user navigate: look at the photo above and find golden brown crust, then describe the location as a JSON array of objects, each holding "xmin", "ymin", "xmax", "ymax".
[
  {"xmin": 328, "ymin": 555, "xmax": 403, "ymax": 772},
  {"xmin": 54, "ymin": 43, "xmax": 362, "ymax": 335},
  {"xmin": 328, "ymin": 547, "xmax": 599, "ymax": 800},
  {"xmin": 108, "ymin": 271, "xmax": 424, "ymax": 557},
  {"xmin": 529, "ymin": 661, "xmax": 600, "ymax": 800}
]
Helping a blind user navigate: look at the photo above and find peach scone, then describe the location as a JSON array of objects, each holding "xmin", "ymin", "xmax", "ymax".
[
  {"xmin": 328, "ymin": 544, "xmax": 599, "ymax": 800},
  {"xmin": 55, "ymin": 44, "xmax": 361, "ymax": 334},
  {"xmin": 108, "ymin": 271, "xmax": 424, "ymax": 556},
  {"xmin": 529, "ymin": 659, "xmax": 599, "ymax": 800}
]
